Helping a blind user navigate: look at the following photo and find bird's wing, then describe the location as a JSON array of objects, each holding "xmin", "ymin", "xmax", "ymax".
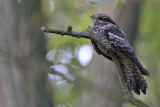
[
  {"xmin": 91, "ymin": 40, "xmax": 113, "ymax": 61},
  {"xmin": 104, "ymin": 29, "xmax": 150, "ymax": 76}
]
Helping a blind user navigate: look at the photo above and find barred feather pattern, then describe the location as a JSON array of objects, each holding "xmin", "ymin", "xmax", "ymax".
[{"xmin": 122, "ymin": 62, "xmax": 148, "ymax": 95}]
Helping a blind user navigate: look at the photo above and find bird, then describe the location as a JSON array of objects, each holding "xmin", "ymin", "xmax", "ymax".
[{"xmin": 90, "ymin": 13, "xmax": 150, "ymax": 95}]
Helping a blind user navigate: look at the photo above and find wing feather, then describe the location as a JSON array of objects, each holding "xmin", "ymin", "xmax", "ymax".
[{"xmin": 104, "ymin": 29, "xmax": 150, "ymax": 76}]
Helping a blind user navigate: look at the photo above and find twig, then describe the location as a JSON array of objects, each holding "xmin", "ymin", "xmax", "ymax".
[
  {"xmin": 41, "ymin": 26, "xmax": 91, "ymax": 39},
  {"xmin": 41, "ymin": 26, "xmax": 101, "ymax": 43},
  {"xmin": 41, "ymin": 26, "xmax": 150, "ymax": 107}
]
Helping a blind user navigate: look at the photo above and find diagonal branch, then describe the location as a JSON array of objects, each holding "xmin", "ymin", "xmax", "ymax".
[{"xmin": 41, "ymin": 26, "xmax": 150, "ymax": 107}]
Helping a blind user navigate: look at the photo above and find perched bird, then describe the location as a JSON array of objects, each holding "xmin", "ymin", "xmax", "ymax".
[{"xmin": 90, "ymin": 13, "xmax": 150, "ymax": 95}]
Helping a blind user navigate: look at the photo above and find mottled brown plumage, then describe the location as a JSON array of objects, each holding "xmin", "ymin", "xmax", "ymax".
[{"xmin": 91, "ymin": 13, "xmax": 149, "ymax": 95}]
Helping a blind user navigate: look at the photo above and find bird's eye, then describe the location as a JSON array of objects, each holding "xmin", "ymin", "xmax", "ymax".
[
  {"xmin": 98, "ymin": 17, "xmax": 108, "ymax": 22},
  {"xmin": 102, "ymin": 17, "xmax": 108, "ymax": 21},
  {"xmin": 97, "ymin": 16, "xmax": 117, "ymax": 25}
]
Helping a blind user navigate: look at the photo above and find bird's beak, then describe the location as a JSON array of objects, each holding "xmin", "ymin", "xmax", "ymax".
[{"xmin": 91, "ymin": 15, "xmax": 95, "ymax": 19}]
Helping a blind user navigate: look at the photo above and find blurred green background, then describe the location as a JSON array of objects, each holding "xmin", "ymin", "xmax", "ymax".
[{"xmin": 0, "ymin": 0, "xmax": 160, "ymax": 107}]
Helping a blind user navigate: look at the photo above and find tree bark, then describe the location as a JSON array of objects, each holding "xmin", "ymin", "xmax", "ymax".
[{"xmin": 0, "ymin": 0, "xmax": 53, "ymax": 107}]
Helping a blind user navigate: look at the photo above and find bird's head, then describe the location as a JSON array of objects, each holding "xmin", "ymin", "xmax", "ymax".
[{"xmin": 91, "ymin": 13, "xmax": 117, "ymax": 26}]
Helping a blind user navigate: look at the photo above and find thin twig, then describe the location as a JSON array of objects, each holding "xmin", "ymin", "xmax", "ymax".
[
  {"xmin": 41, "ymin": 26, "xmax": 150, "ymax": 107},
  {"xmin": 41, "ymin": 26, "xmax": 91, "ymax": 39},
  {"xmin": 41, "ymin": 26, "xmax": 100, "ymax": 43}
]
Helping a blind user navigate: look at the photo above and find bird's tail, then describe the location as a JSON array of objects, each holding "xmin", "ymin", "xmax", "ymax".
[
  {"xmin": 137, "ymin": 63, "xmax": 150, "ymax": 76},
  {"xmin": 129, "ymin": 55, "xmax": 150, "ymax": 76},
  {"xmin": 123, "ymin": 64, "xmax": 148, "ymax": 95}
]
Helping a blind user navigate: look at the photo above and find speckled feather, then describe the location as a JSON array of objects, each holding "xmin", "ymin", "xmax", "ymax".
[{"xmin": 91, "ymin": 13, "xmax": 149, "ymax": 95}]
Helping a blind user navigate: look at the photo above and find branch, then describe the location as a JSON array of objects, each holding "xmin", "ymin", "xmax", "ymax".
[
  {"xmin": 41, "ymin": 26, "xmax": 150, "ymax": 107},
  {"xmin": 41, "ymin": 26, "xmax": 93, "ymax": 39}
]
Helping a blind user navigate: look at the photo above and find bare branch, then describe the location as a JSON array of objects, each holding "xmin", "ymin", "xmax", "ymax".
[
  {"xmin": 41, "ymin": 26, "xmax": 91, "ymax": 39},
  {"xmin": 41, "ymin": 26, "xmax": 150, "ymax": 107}
]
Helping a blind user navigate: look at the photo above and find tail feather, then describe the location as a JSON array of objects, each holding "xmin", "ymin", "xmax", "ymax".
[
  {"xmin": 123, "ymin": 64, "xmax": 148, "ymax": 95},
  {"xmin": 132, "ymin": 56, "xmax": 150, "ymax": 76},
  {"xmin": 140, "ymin": 67, "xmax": 150, "ymax": 76}
]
